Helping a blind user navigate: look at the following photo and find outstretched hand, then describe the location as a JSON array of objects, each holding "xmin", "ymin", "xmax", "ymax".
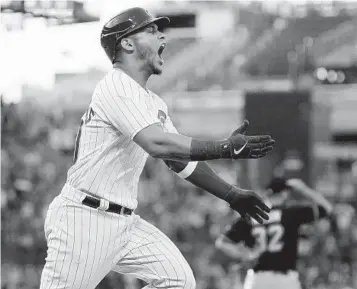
[
  {"xmin": 228, "ymin": 120, "xmax": 275, "ymax": 159},
  {"xmin": 225, "ymin": 186, "xmax": 271, "ymax": 224}
]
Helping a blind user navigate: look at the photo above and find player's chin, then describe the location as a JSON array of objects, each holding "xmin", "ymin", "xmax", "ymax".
[
  {"xmin": 152, "ymin": 61, "xmax": 164, "ymax": 75},
  {"xmin": 153, "ymin": 67, "xmax": 163, "ymax": 75}
]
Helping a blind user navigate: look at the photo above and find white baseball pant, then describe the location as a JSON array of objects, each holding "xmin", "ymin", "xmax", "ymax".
[{"xmin": 40, "ymin": 183, "xmax": 196, "ymax": 289}]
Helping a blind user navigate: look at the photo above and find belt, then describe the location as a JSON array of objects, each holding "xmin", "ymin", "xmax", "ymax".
[{"xmin": 82, "ymin": 195, "xmax": 133, "ymax": 215}]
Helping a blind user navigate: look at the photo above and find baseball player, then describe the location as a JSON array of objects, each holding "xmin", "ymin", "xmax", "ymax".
[
  {"xmin": 40, "ymin": 7, "xmax": 275, "ymax": 289},
  {"xmin": 215, "ymin": 174, "xmax": 334, "ymax": 289}
]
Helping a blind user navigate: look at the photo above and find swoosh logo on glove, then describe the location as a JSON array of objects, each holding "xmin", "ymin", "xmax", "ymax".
[{"xmin": 233, "ymin": 142, "xmax": 248, "ymax": 155}]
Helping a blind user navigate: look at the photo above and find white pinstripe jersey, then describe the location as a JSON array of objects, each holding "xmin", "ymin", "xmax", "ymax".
[{"xmin": 66, "ymin": 68, "xmax": 178, "ymax": 209}]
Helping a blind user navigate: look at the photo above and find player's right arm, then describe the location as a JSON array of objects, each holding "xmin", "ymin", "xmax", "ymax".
[
  {"xmin": 286, "ymin": 179, "xmax": 333, "ymax": 224},
  {"xmin": 134, "ymin": 120, "xmax": 275, "ymax": 161},
  {"xmin": 93, "ymin": 72, "xmax": 274, "ymax": 162}
]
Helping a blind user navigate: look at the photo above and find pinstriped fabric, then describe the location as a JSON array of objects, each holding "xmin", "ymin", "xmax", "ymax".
[
  {"xmin": 41, "ymin": 189, "xmax": 196, "ymax": 289},
  {"xmin": 40, "ymin": 187, "xmax": 133, "ymax": 289},
  {"xmin": 41, "ymin": 196, "xmax": 68, "ymax": 288},
  {"xmin": 41, "ymin": 67, "xmax": 197, "ymax": 289},
  {"xmin": 66, "ymin": 68, "xmax": 163, "ymax": 209},
  {"xmin": 113, "ymin": 216, "xmax": 195, "ymax": 289},
  {"xmin": 138, "ymin": 221, "xmax": 188, "ymax": 287}
]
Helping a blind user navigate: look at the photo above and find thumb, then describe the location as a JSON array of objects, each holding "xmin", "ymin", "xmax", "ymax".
[{"xmin": 232, "ymin": 119, "xmax": 249, "ymax": 136}]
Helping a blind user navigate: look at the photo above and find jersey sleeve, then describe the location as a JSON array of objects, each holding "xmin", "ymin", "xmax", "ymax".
[
  {"xmin": 224, "ymin": 219, "xmax": 252, "ymax": 244},
  {"xmin": 93, "ymin": 71, "xmax": 160, "ymax": 140},
  {"xmin": 164, "ymin": 115, "xmax": 179, "ymax": 134}
]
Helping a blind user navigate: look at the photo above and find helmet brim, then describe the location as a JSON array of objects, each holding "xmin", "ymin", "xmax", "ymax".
[
  {"xmin": 151, "ymin": 16, "xmax": 170, "ymax": 31},
  {"xmin": 120, "ymin": 16, "xmax": 170, "ymax": 39}
]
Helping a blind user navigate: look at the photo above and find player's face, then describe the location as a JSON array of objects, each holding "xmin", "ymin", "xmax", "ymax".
[{"xmin": 132, "ymin": 24, "xmax": 166, "ymax": 75}]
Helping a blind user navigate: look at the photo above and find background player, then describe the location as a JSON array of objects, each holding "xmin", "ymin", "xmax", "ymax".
[
  {"xmin": 39, "ymin": 7, "xmax": 275, "ymax": 289},
  {"xmin": 215, "ymin": 172, "xmax": 334, "ymax": 289}
]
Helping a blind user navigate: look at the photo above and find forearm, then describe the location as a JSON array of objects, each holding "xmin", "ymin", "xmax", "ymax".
[
  {"xmin": 149, "ymin": 132, "xmax": 192, "ymax": 160},
  {"xmin": 164, "ymin": 156, "xmax": 271, "ymax": 224},
  {"xmin": 288, "ymin": 179, "xmax": 333, "ymax": 214},
  {"xmin": 134, "ymin": 121, "xmax": 273, "ymax": 162},
  {"xmin": 151, "ymin": 132, "xmax": 233, "ymax": 161},
  {"xmin": 164, "ymin": 159, "xmax": 233, "ymax": 201}
]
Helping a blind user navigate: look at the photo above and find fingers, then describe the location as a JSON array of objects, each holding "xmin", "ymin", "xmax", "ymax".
[
  {"xmin": 240, "ymin": 192, "xmax": 271, "ymax": 224},
  {"xmin": 240, "ymin": 119, "xmax": 249, "ymax": 132},
  {"xmin": 247, "ymin": 135, "xmax": 272, "ymax": 143},
  {"xmin": 249, "ymin": 144, "xmax": 274, "ymax": 158},
  {"xmin": 248, "ymin": 138, "xmax": 275, "ymax": 155},
  {"xmin": 252, "ymin": 194, "xmax": 271, "ymax": 213},
  {"xmin": 265, "ymin": 140, "xmax": 275, "ymax": 147},
  {"xmin": 248, "ymin": 139, "xmax": 275, "ymax": 148},
  {"xmin": 261, "ymin": 145, "xmax": 274, "ymax": 153},
  {"xmin": 231, "ymin": 119, "xmax": 250, "ymax": 136},
  {"xmin": 250, "ymin": 153, "xmax": 266, "ymax": 159},
  {"xmin": 247, "ymin": 205, "xmax": 270, "ymax": 224},
  {"xmin": 253, "ymin": 205, "xmax": 270, "ymax": 220},
  {"xmin": 250, "ymin": 213, "xmax": 264, "ymax": 224},
  {"xmin": 251, "ymin": 146, "xmax": 273, "ymax": 154}
]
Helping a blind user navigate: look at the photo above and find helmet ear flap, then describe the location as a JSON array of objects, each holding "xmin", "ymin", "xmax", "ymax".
[{"xmin": 101, "ymin": 19, "xmax": 135, "ymax": 63}]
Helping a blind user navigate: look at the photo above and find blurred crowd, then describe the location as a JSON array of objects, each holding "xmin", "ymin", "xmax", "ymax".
[{"xmin": 2, "ymin": 99, "xmax": 357, "ymax": 289}]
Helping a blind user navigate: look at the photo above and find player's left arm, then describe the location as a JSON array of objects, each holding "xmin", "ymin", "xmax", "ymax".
[
  {"xmin": 163, "ymin": 115, "xmax": 235, "ymax": 202},
  {"xmin": 286, "ymin": 178, "xmax": 333, "ymax": 220},
  {"xmin": 162, "ymin": 112, "xmax": 270, "ymax": 224}
]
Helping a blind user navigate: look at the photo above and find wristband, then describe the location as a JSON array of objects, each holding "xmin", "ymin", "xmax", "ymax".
[{"xmin": 190, "ymin": 139, "xmax": 232, "ymax": 161}]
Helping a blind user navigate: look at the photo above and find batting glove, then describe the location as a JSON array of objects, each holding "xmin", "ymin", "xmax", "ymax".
[
  {"xmin": 227, "ymin": 120, "xmax": 275, "ymax": 159},
  {"xmin": 225, "ymin": 185, "xmax": 271, "ymax": 224}
]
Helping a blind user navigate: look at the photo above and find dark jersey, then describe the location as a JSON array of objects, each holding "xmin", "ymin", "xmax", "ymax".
[{"xmin": 225, "ymin": 203, "xmax": 325, "ymax": 273}]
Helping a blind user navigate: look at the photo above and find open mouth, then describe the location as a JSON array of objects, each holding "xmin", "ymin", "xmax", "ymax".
[{"xmin": 158, "ymin": 43, "xmax": 166, "ymax": 59}]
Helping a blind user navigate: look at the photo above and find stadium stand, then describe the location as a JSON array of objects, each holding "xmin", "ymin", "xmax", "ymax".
[
  {"xmin": 161, "ymin": 11, "xmax": 280, "ymax": 92},
  {"xmin": 237, "ymin": 5, "xmax": 278, "ymax": 43},
  {"xmin": 312, "ymin": 19, "xmax": 357, "ymax": 65},
  {"xmin": 243, "ymin": 13, "xmax": 353, "ymax": 76}
]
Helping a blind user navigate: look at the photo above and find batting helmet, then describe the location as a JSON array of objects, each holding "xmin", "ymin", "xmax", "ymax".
[{"xmin": 100, "ymin": 7, "xmax": 170, "ymax": 63}]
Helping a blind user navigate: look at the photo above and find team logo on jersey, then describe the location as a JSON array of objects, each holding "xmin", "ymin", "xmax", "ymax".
[{"xmin": 158, "ymin": 110, "xmax": 167, "ymax": 124}]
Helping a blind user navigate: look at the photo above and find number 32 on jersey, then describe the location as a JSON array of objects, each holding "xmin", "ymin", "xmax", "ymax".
[{"xmin": 252, "ymin": 224, "xmax": 285, "ymax": 253}]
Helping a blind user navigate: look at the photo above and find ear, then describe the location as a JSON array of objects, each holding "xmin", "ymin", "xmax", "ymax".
[{"xmin": 120, "ymin": 37, "xmax": 134, "ymax": 52}]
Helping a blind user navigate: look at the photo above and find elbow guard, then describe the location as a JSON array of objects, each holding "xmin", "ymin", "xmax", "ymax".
[{"xmin": 164, "ymin": 160, "xmax": 198, "ymax": 179}]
